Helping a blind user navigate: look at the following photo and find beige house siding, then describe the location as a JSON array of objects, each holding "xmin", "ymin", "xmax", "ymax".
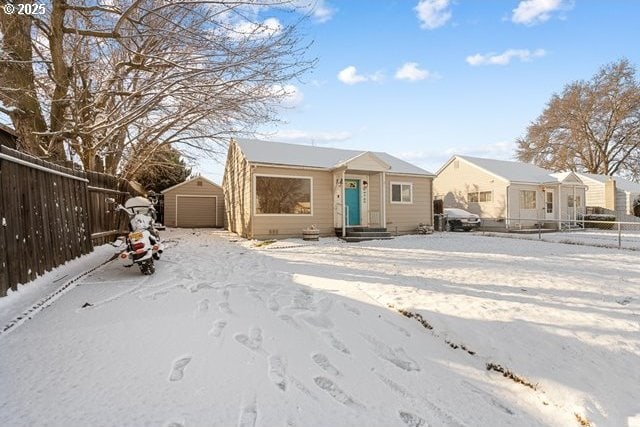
[
  {"xmin": 580, "ymin": 175, "xmax": 638, "ymax": 216},
  {"xmin": 223, "ymin": 142, "xmax": 252, "ymax": 237},
  {"xmin": 581, "ymin": 176, "xmax": 606, "ymax": 208},
  {"xmin": 163, "ymin": 178, "xmax": 224, "ymax": 227},
  {"xmin": 434, "ymin": 159, "xmax": 508, "ymax": 218},
  {"xmin": 385, "ymin": 175, "xmax": 433, "ymax": 233},
  {"xmin": 367, "ymin": 173, "xmax": 382, "ymax": 226},
  {"xmin": 250, "ymin": 165, "xmax": 334, "ymax": 239},
  {"xmin": 507, "ymin": 184, "xmax": 544, "ymax": 226}
]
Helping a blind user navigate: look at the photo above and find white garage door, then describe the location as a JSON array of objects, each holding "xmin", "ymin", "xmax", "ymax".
[{"xmin": 176, "ymin": 196, "xmax": 217, "ymax": 227}]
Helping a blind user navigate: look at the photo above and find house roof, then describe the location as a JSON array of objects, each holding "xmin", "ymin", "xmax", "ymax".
[
  {"xmin": 161, "ymin": 175, "xmax": 221, "ymax": 194},
  {"xmin": 575, "ymin": 172, "xmax": 640, "ymax": 193},
  {"xmin": 235, "ymin": 138, "xmax": 434, "ymax": 176},
  {"xmin": 447, "ymin": 155, "xmax": 581, "ymax": 185}
]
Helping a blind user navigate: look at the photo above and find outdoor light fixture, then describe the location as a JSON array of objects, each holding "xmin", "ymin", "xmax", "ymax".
[{"xmin": 362, "ymin": 181, "xmax": 368, "ymax": 189}]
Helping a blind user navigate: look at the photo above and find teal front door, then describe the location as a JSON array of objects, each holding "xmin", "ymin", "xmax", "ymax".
[{"xmin": 345, "ymin": 179, "xmax": 360, "ymax": 226}]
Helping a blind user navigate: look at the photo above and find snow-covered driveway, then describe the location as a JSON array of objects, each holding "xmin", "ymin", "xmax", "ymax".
[{"xmin": 0, "ymin": 230, "xmax": 638, "ymax": 426}]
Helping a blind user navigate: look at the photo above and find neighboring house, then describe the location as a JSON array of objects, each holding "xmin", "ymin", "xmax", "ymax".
[
  {"xmin": 574, "ymin": 172, "xmax": 640, "ymax": 219},
  {"xmin": 161, "ymin": 176, "xmax": 225, "ymax": 228},
  {"xmin": 0, "ymin": 124, "xmax": 18, "ymax": 149},
  {"xmin": 223, "ymin": 139, "xmax": 435, "ymax": 239},
  {"xmin": 434, "ymin": 155, "xmax": 587, "ymax": 230}
]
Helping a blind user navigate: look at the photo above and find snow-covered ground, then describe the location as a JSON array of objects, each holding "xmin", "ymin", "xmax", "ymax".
[
  {"xmin": 483, "ymin": 229, "xmax": 640, "ymax": 251},
  {"xmin": 0, "ymin": 229, "xmax": 638, "ymax": 427}
]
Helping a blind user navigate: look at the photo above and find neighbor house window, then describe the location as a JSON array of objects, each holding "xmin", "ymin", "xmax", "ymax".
[
  {"xmin": 568, "ymin": 195, "xmax": 581, "ymax": 207},
  {"xmin": 391, "ymin": 182, "xmax": 412, "ymax": 203},
  {"xmin": 520, "ymin": 190, "xmax": 537, "ymax": 209},
  {"xmin": 468, "ymin": 191, "xmax": 492, "ymax": 203},
  {"xmin": 255, "ymin": 175, "xmax": 312, "ymax": 215}
]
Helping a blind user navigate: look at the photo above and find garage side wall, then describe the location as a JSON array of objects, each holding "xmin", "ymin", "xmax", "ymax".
[{"xmin": 163, "ymin": 179, "xmax": 225, "ymax": 227}]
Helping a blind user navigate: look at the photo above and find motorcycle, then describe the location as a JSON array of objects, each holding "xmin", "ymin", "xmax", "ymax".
[{"xmin": 110, "ymin": 196, "xmax": 163, "ymax": 275}]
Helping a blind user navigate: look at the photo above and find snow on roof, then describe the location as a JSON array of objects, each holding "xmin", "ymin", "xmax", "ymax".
[
  {"xmin": 235, "ymin": 138, "xmax": 434, "ymax": 176},
  {"xmin": 457, "ymin": 155, "xmax": 566, "ymax": 184},
  {"xmin": 575, "ymin": 172, "xmax": 640, "ymax": 193},
  {"xmin": 161, "ymin": 175, "xmax": 221, "ymax": 194}
]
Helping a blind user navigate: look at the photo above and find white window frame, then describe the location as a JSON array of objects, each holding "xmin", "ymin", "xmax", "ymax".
[
  {"xmin": 468, "ymin": 191, "xmax": 492, "ymax": 203},
  {"xmin": 390, "ymin": 182, "xmax": 413, "ymax": 204},
  {"xmin": 520, "ymin": 190, "xmax": 537, "ymax": 210},
  {"xmin": 253, "ymin": 173, "xmax": 313, "ymax": 216}
]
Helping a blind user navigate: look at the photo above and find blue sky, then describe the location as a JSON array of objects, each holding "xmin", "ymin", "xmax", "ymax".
[{"xmin": 200, "ymin": 0, "xmax": 640, "ymax": 182}]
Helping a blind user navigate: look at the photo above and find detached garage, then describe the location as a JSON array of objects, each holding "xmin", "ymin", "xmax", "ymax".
[{"xmin": 161, "ymin": 176, "xmax": 225, "ymax": 228}]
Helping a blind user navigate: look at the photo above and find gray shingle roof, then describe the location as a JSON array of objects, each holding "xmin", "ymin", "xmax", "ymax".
[
  {"xmin": 457, "ymin": 155, "xmax": 562, "ymax": 183},
  {"xmin": 236, "ymin": 138, "xmax": 434, "ymax": 176},
  {"xmin": 575, "ymin": 172, "xmax": 640, "ymax": 193}
]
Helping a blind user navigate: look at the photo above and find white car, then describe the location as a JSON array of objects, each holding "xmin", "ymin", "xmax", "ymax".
[{"xmin": 443, "ymin": 208, "xmax": 481, "ymax": 231}]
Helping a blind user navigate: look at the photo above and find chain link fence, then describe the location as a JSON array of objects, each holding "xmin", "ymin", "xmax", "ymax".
[{"xmin": 470, "ymin": 217, "xmax": 640, "ymax": 250}]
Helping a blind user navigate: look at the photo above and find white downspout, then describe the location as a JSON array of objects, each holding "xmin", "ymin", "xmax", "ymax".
[
  {"xmin": 381, "ymin": 172, "xmax": 387, "ymax": 229},
  {"xmin": 572, "ymin": 185, "xmax": 576, "ymax": 224},
  {"xmin": 558, "ymin": 185, "xmax": 562, "ymax": 230},
  {"xmin": 506, "ymin": 184, "xmax": 510, "ymax": 231}
]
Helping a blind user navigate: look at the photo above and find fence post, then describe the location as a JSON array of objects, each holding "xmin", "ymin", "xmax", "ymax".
[
  {"xmin": 538, "ymin": 222, "xmax": 542, "ymax": 240},
  {"xmin": 618, "ymin": 221, "xmax": 621, "ymax": 249}
]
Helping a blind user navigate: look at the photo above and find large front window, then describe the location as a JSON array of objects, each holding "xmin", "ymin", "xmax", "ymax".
[
  {"xmin": 520, "ymin": 190, "xmax": 537, "ymax": 209},
  {"xmin": 255, "ymin": 175, "xmax": 312, "ymax": 215}
]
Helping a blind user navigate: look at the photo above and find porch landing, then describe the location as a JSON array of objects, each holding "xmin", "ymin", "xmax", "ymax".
[{"xmin": 335, "ymin": 227, "xmax": 393, "ymax": 242}]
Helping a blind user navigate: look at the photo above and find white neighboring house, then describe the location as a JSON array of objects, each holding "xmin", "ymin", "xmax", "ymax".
[
  {"xmin": 434, "ymin": 155, "xmax": 587, "ymax": 230},
  {"xmin": 573, "ymin": 173, "xmax": 640, "ymax": 219}
]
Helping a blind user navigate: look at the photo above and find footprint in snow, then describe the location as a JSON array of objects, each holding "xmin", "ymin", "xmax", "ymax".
[
  {"xmin": 399, "ymin": 411, "xmax": 426, "ymax": 427},
  {"xmin": 278, "ymin": 314, "xmax": 300, "ymax": 328},
  {"xmin": 209, "ymin": 319, "xmax": 227, "ymax": 337},
  {"xmin": 383, "ymin": 319, "xmax": 412, "ymax": 338},
  {"xmin": 362, "ymin": 334, "xmax": 419, "ymax": 372},
  {"xmin": 268, "ymin": 355, "xmax": 286, "ymax": 391},
  {"xmin": 300, "ymin": 313, "xmax": 334, "ymax": 329},
  {"xmin": 194, "ymin": 299, "xmax": 210, "ymax": 317},
  {"xmin": 168, "ymin": 356, "xmax": 192, "ymax": 382},
  {"xmin": 342, "ymin": 303, "xmax": 360, "ymax": 316},
  {"xmin": 235, "ymin": 327, "xmax": 263, "ymax": 351},
  {"xmin": 312, "ymin": 353, "xmax": 340, "ymax": 376},
  {"xmin": 218, "ymin": 301, "xmax": 232, "ymax": 314},
  {"xmin": 237, "ymin": 400, "xmax": 257, "ymax": 427},
  {"xmin": 313, "ymin": 377, "xmax": 364, "ymax": 409},
  {"xmin": 321, "ymin": 331, "xmax": 350, "ymax": 355},
  {"xmin": 267, "ymin": 296, "xmax": 280, "ymax": 312}
]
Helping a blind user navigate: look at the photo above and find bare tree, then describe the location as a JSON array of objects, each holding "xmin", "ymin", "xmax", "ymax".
[
  {"xmin": 0, "ymin": 0, "xmax": 315, "ymax": 175},
  {"xmin": 516, "ymin": 59, "xmax": 640, "ymax": 180}
]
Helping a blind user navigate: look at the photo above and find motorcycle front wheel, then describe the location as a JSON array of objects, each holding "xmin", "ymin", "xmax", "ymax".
[{"xmin": 139, "ymin": 259, "xmax": 155, "ymax": 275}]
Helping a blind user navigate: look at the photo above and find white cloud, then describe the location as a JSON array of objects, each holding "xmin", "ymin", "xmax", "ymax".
[
  {"xmin": 337, "ymin": 66, "xmax": 383, "ymax": 85},
  {"xmin": 270, "ymin": 84, "xmax": 304, "ymax": 108},
  {"xmin": 397, "ymin": 141, "xmax": 517, "ymax": 173},
  {"xmin": 232, "ymin": 17, "xmax": 282, "ymax": 39},
  {"xmin": 466, "ymin": 48, "xmax": 546, "ymax": 66},
  {"xmin": 395, "ymin": 63, "xmax": 431, "ymax": 82},
  {"xmin": 415, "ymin": 0, "xmax": 452, "ymax": 30},
  {"xmin": 288, "ymin": 0, "xmax": 335, "ymax": 23},
  {"xmin": 511, "ymin": 0, "xmax": 569, "ymax": 25},
  {"xmin": 269, "ymin": 129, "xmax": 353, "ymax": 144}
]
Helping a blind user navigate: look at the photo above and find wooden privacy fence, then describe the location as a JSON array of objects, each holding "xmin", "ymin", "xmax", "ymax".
[
  {"xmin": 0, "ymin": 146, "xmax": 135, "ymax": 297},
  {"xmin": 86, "ymin": 171, "xmax": 132, "ymax": 246}
]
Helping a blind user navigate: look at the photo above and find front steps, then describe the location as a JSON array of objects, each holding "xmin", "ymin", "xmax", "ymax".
[{"xmin": 335, "ymin": 227, "xmax": 393, "ymax": 242}]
